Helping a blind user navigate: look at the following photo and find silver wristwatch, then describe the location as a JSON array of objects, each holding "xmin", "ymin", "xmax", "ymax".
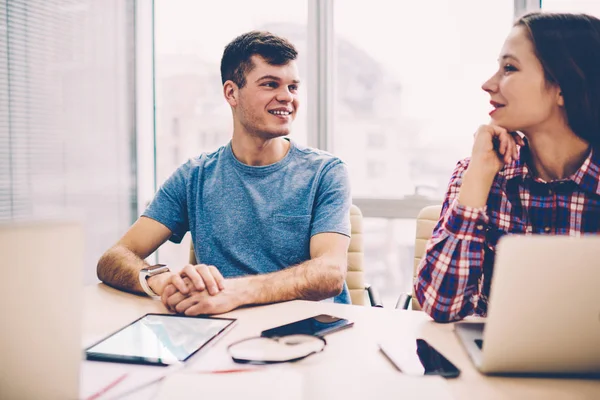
[{"xmin": 139, "ymin": 264, "xmax": 170, "ymax": 299}]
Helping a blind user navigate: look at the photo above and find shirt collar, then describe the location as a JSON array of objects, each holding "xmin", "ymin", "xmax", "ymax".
[
  {"xmin": 570, "ymin": 147, "xmax": 600, "ymax": 196},
  {"xmin": 500, "ymin": 143, "xmax": 600, "ymax": 196}
]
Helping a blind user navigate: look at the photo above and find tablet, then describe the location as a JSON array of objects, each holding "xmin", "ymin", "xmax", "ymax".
[{"xmin": 85, "ymin": 313, "xmax": 236, "ymax": 366}]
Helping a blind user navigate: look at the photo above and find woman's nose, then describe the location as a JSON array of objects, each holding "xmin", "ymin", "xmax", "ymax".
[{"xmin": 481, "ymin": 74, "xmax": 498, "ymax": 94}]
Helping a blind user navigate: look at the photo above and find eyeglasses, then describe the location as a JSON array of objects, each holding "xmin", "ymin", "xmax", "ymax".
[{"xmin": 227, "ymin": 334, "xmax": 327, "ymax": 364}]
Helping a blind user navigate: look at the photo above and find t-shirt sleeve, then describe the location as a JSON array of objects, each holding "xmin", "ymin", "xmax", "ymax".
[
  {"xmin": 311, "ymin": 160, "xmax": 352, "ymax": 238},
  {"xmin": 142, "ymin": 160, "xmax": 191, "ymax": 244}
]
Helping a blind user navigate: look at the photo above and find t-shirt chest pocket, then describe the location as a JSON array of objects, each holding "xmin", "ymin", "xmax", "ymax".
[{"xmin": 269, "ymin": 214, "xmax": 312, "ymax": 265}]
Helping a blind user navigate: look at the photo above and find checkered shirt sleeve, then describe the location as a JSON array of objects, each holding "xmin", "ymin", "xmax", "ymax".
[{"xmin": 414, "ymin": 159, "xmax": 490, "ymax": 322}]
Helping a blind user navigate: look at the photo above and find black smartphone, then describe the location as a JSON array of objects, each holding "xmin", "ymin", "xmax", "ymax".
[
  {"xmin": 261, "ymin": 314, "xmax": 354, "ymax": 338},
  {"xmin": 379, "ymin": 338, "xmax": 461, "ymax": 378}
]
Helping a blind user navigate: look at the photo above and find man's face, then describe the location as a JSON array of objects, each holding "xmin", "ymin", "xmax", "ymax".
[{"xmin": 234, "ymin": 55, "xmax": 300, "ymax": 139}]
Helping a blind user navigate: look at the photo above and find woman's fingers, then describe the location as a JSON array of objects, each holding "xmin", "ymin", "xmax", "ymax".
[
  {"xmin": 491, "ymin": 127, "xmax": 522, "ymax": 164},
  {"xmin": 471, "ymin": 125, "xmax": 523, "ymax": 176},
  {"xmin": 511, "ymin": 131, "xmax": 526, "ymax": 147}
]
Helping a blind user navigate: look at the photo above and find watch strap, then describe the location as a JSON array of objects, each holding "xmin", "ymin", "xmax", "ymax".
[{"xmin": 139, "ymin": 264, "xmax": 169, "ymax": 299}]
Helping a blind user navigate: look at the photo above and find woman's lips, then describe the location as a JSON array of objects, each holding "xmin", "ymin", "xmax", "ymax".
[{"xmin": 489, "ymin": 101, "xmax": 505, "ymax": 116}]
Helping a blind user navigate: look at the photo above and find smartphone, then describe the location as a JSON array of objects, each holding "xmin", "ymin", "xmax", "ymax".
[
  {"xmin": 379, "ymin": 338, "xmax": 460, "ymax": 378},
  {"xmin": 261, "ymin": 314, "xmax": 354, "ymax": 338}
]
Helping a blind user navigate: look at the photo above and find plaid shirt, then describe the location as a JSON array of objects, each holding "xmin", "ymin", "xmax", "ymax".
[{"xmin": 415, "ymin": 145, "xmax": 600, "ymax": 322}]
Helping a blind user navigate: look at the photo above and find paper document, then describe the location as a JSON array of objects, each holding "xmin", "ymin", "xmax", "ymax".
[
  {"xmin": 154, "ymin": 369, "xmax": 303, "ymax": 400},
  {"xmin": 302, "ymin": 361, "xmax": 454, "ymax": 400},
  {"xmin": 80, "ymin": 360, "xmax": 181, "ymax": 400},
  {"xmin": 154, "ymin": 366, "xmax": 452, "ymax": 400}
]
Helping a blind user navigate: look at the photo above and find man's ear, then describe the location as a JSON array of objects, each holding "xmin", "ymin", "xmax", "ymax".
[{"xmin": 223, "ymin": 80, "xmax": 239, "ymax": 107}]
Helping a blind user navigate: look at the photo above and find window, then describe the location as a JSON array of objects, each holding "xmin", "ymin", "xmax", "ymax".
[
  {"xmin": 366, "ymin": 160, "xmax": 386, "ymax": 179},
  {"xmin": 367, "ymin": 132, "xmax": 386, "ymax": 149},
  {"xmin": 154, "ymin": 0, "xmax": 308, "ymax": 267},
  {"xmin": 1, "ymin": 0, "xmax": 136, "ymax": 284},
  {"xmin": 334, "ymin": 0, "xmax": 514, "ymax": 200},
  {"xmin": 334, "ymin": 0, "xmax": 514, "ymax": 304},
  {"xmin": 542, "ymin": 0, "xmax": 600, "ymax": 15}
]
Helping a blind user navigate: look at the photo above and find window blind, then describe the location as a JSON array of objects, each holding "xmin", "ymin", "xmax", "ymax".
[{"xmin": 0, "ymin": 0, "xmax": 137, "ymax": 283}]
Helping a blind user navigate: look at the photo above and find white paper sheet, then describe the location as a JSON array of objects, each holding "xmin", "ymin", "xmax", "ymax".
[{"xmin": 154, "ymin": 369, "xmax": 304, "ymax": 400}]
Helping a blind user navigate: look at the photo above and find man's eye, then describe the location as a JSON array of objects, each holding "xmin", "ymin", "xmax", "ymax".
[
  {"xmin": 289, "ymin": 85, "xmax": 298, "ymax": 92},
  {"xmin": 264, "ymin": 82, "xmax": 278, "ymax": 88}
]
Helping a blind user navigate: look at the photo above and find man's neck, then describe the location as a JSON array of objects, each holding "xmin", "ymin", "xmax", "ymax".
[
  {"xmin": 230, "ymin": 133, "xmax": 290, "ymax": 166},
  {"xmin": 525, "ymin": 126, "xmax": 590, "ymax": 182}
]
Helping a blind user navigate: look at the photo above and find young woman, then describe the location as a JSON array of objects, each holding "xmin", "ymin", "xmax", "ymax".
[{"xmin": 415, "ymin": 12, "xmax": 600, "ymax": 322}]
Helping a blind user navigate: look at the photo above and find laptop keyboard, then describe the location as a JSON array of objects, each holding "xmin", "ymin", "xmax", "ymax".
[{"xmin": 474, "ymin": 339, "xmax": 484, "ymax": 349}]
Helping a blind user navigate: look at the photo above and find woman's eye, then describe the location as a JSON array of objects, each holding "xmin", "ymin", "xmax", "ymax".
[
  {"xmin": 503, "ymin": 64, "xmax": 517, "ymax": 73},
  {"xmin": 289, "ymin": 85, "xmax": 298, "ymax": 92}
]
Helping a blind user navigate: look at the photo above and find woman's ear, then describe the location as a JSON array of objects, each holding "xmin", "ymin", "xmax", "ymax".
[
  {"xmin": 557, "ymin": 89, "xmax": 565, "ymax": 107},
  {"xmin": 223, "ymin": 80, "xmax": 238, "ymax": 107}
]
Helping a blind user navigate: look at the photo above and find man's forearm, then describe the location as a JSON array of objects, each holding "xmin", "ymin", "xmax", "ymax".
[
  {"xmin": 97, "ymin": 244, "xmax": 150, "ymax": 294},
  {"xmin": 231, "ymin": 256, "xmax": 346, "ymax": 306}
]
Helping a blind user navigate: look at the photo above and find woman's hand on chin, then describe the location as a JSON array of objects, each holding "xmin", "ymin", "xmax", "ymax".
[
  {"xmin": 469, "ymin": 124, "xmax": 525, "ymax": 176},
  {"xmin": 458, "ymin": 125, "xmax": 525, "ymax": 209}
]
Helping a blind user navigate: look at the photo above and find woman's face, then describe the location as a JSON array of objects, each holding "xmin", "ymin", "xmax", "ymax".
[{"xmin": 482, "ymin": 26, "xmax": 563, "ymax": 133}]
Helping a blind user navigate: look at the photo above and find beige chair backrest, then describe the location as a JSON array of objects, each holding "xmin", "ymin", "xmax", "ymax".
[
  {"xmin": 412, "ymin": 205, "xmax": 442, "ymax": 310},
  {"xmin": 189, "ymin": 204, "xmax": 368, "ymax": 306},
  {"xmin": 346, "ymin": 204, "xmax": 366, "ymax": 305}
]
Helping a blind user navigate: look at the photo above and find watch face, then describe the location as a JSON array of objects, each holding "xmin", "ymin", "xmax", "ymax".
[{"xmin": 147, "ymin": 264, "xmax": 169, "ymax": 276}]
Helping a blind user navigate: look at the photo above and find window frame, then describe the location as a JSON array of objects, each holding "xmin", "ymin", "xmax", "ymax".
[
  {"xmin": 516, "ymin": 0, "xmax": 541, "ymax": 15},
  {"xmin": 135, "ymin": 0, "xmax": 157, "ymax": 218}
]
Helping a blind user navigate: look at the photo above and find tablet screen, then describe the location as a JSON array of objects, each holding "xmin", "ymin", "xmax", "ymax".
[{"xmin": 86, "ymin": 313, "xmax": 236, "ymax": 366}]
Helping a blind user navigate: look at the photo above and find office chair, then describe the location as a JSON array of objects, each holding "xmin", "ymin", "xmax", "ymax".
[
  {"xmin": 395, "ymin": 204, "xmax": 442, "ymax": 310},
  {"xmin": 188, "ymin": 204, "xmax": 383, "ymax": 307},
  {"xmin": 347, "ymin": 204, "xmax": 383, "ymax": 307}
]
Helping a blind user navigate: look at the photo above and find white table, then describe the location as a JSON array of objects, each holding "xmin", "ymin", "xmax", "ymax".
[{"xmin": 82, "ymin": 284, "xmax": 600, "ymax": 400}]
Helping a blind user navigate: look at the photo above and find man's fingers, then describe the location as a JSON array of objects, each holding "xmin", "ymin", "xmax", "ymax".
[
  {"xmin": 175, "ymin": 295, "xmax": 200, "ymax": 314},
  {"xmin": 182, "ymin": 276, "xmax": 194, "ymax": 291},
  {"xmin": 167, "ymin": 291, "xmax": 188, "ymax": 311},
  {"xmin": 197, "ymin": 264, "xmax": 219, "ymax": 295},
  {"xmin": 161, "ymin": 284, "xmax": 177, "ymax": 311},
  {"xmin": 182, "ymin": 264, "xmax": 206, "ymax": 292},
  {"xmin": 184, "ymin": 302, "xmax": 213, "ymax": 316},
  {"xmin": 209, "ymin": 265, "xmax": 226, "ymax": 291},
  {"xmin": 170, "ymin": 273, "xmax": 189, "ymax": 295}
]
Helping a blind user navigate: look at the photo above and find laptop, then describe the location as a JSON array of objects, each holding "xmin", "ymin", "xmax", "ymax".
[
  {"xmin": 455, "ymin": 235, "xmax": 600, "ymax": 375},
  {"xmin": 0, "ymin": 221, "xmax": 83, "ymax": 399}
]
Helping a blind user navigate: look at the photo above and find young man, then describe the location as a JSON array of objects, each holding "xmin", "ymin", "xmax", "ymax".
[{"xmin": 97, "ymin": 31, "xmax": 352, "ymax": 316}]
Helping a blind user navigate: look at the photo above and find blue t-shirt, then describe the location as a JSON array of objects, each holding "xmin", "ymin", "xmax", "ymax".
[{"xmin": 143, "ymin": 139, "xmax": 352, "ymax": 303}]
